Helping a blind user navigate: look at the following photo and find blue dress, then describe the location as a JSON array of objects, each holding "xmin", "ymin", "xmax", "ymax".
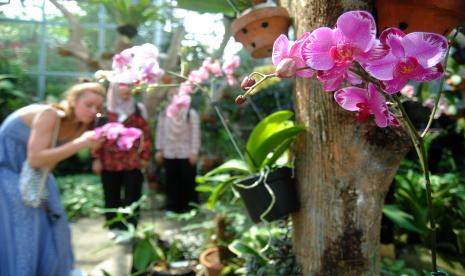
[{"xmin": 0, "ymin": 107, "xmax": 74, "ymax": 276}]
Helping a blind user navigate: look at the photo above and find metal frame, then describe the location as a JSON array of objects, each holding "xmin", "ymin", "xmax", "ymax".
[{"xmin": 0, "ymin": 0, "xmax": 164, "ymax": 100}]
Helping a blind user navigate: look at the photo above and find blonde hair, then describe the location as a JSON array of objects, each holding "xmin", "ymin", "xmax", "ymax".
[{"xmin": 54, "ymin": 82, "xmax": 106, "ymax": 120}]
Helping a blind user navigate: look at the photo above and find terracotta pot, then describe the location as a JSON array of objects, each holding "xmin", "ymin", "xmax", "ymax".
[
  {"xmin": 376, "ymin": 0, "xmax": 465, "ymax": 35},
  {"xmin": 231, "ymin": 6, "xmax": 290, "ymax": 58},
  {"xmin": 199, "ymin": 247, "xmax": 224, "ymax": 276}
]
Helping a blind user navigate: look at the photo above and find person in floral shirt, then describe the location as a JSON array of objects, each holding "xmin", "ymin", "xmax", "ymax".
[{"xmin": 92, "ymin": 82, "xmax": 151, "ymax": 238}]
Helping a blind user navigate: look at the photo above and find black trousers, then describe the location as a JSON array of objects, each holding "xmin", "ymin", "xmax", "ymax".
[
  {"xmin": 101, "ymin": 169, "xmax": 143, "ymax": 230},
  {"xmin": 164, "ymin": 158, "xmax": 198, "ymax": 213}
]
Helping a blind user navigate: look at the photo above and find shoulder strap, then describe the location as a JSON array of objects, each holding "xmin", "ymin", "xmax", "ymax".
[
  {"xmin": 51, "ymin": 116, "xmax": 61, "ymax": 148},
  {"xmin": 134, "ymin": 102, "xmax": 141, "ymax": 117},
  {"xmin": 33, "ymin": 107, "xmax": 61, "ymax": 148}
]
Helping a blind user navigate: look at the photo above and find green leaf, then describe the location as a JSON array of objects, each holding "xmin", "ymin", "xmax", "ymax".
[
  {"xmin": 249, "ymin": 125, "xmax": 305, "ymax": 170},
  {"xmin": 262, "ymin": 137, "xmax": 293, "ymax": 168},
  {"xmin": 176, "ymin": 0, "xmax": 254, "ymax": 16},
  {"xmin": 383, "ymin": 204, "xmax": 426, "ymax": 234},
  {"xmin": 205, "ymin": 159, "xmax": 250, "ymax": 177},
  {"xmin": 246, "ymin": 110, "xmax": 295, "ymax": 169},
  {"xmin": 228, "ymin": 240, "xmax": 268, "ymax": 265},
  {"xmin": 207, "ymin": 179, "xmax": 234, "ymax": 209},
  {"xmin": 133, "ymin": 238, "xmax": 157, "ymax": 271}
]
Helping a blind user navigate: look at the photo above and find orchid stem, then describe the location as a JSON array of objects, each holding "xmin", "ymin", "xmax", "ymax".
[
  {"xmin": 243, "ymin": 73, "xmax": 277, "ymax": 98},
  {"xmin": 393, "ymin": 94, "xmax": 438, "ymax": 273},
  {"xmin": 166, "ymin": 70, "xmax": 247, "ymax": 165},
  {"xmin": 421, "ymin": 30, "xmax": 458, "ymax": 138}
]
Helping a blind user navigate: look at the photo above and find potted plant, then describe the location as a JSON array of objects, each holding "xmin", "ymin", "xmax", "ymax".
[
  {"xmin": 375, "ymin": 0, "xmax": 465, "ymax": 35},
  {"xmin": 197, "ymin": 110, "xmax": 305, "ymax": 223},
  {"xmin": 89, "ymin": 0, "xmax": 165, "ymax": 53},
  {"xmin": 132, "ymin": 224, "xmax": 196, "ymax": 276},
  {"xmin": 197, "ymin": 212, "xmax": 243, "ymax": 276}
]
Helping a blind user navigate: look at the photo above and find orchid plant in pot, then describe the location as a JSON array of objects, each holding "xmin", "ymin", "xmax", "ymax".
[
  {"xmin": 234, "ymin": 9, "xmax": 453, "ymax": 275},
  {"xmin": 196, "ymin": 110, "xmax": 305, "ymax": 224}
]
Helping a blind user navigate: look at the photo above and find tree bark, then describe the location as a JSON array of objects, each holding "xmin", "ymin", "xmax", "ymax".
[
  {"xmin": 286, "ymin": 1, "xmax": 411, "ymax": 275},
  {"xmin": 143, "ymin": 25, "xmax": 186, "ymax": 117}
]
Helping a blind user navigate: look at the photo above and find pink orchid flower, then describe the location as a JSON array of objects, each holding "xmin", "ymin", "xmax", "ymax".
[
  {"xmin": 140, "ymin": 60, "xmax": 164, "ymax": 84},
  {"xmin": 364, "ymin": 28, "xmax": 447, "ymax": 94},
  {"xmin": 137, "ymin": 43, "xmax": 160, "ymax": 62},
  {"xmin": 301, "ymin": 11, "xmax": 388, "ymax": 90},
  {"xmin": 179, "ymin": 82, "xmax": 195, "ymax": 95},
  {"xmin": 222, "ymin": 55, "xmax": 240, "ymax": 75},
  {"xmin": 272, "ymin": 33, "xmax": 313, "ymax": 78},
  {"xmin": 226, "ymin": 74, "xmax": 236, "ymax": 86},
  {"xmin": 112, "ymin": 48, "xmax": 135, "ymax": 72},
  {"xmin": 334, "ymin": 83, "xmax": 398, "ymax": 128},
  {"xmin": 166, "ymin": 94, "xmax": 192, "ymax": 117},
  {"xmin": 101, "ymin": 123, "xmax": 126, "ymax": 140},
  {"xmin": 95, "ymin": 123, "xmax": 142, "ymax": 150},
  {"xmin": 188, "ymin": 68, "xmax": 210, "ymax": 84},
  {"xmin": 117, "ymin": 128, "xmax": 142, "ymax": 151},
  {"xmin": 203, "ymin": 58, "xmax": 223, "ymax": 77}
]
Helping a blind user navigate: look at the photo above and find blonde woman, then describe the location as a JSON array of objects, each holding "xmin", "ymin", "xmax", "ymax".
[{"xmin": 0, "ymin": 82, "xmax": 105, "ymax": 276}]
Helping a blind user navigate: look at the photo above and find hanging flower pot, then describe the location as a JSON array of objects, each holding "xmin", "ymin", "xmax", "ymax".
[
  {"xmin": 117, "ymin": 24, "xmax": 139, "ymax": 38},
  {"xmin": 376, "ymin": 0, "xmax": 465, "ymax": 35},
  {"xmin": 231, "ymin": 5, "xmax": 290, "ymax": 58},
  {"xmin": 234, "ymin": 167, "xmax": 299, "ymax": 223}
]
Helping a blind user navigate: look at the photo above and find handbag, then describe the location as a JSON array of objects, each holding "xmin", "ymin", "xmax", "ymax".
[{"xmin": 19, "ymin": 108, "xmax": 61, "ymax": 208}]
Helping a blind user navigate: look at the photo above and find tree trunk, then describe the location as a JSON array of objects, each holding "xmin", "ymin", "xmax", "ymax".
[
  {"xmin": 286, "ymin": 1, "xmax": 411, "ymax": 275},
  {"xmin": 143, "ymin": 25, "xmax": 186, "ymax": 117}
]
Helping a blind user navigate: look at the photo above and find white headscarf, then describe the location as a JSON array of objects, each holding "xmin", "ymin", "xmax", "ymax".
[{"xmin": 106, "ymin": 82, "xmax": 136, "ymax": 121}]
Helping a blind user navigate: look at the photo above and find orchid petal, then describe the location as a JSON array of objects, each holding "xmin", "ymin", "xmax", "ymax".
[
  {"xmin": 272, "ymin": 34, "xmax": 290, "ymax": 66},
  {"xmin": 362, "ymin": 54, "xmax": 397, "ymax": 80},
  {"xmin": 357, "ymin": 40, "xmax": 390, "ymax": 63},
  {"xmin": 337, "ymin": 11, "xmax": 376, "ymax": 52},
  {"xmin": 346, "ymin": 71, "xmax": 362, "ymax": 85},
  {"xmin": 403, "ymin": 32, "xmax": 448, "ymax": 68},
  {"xmin": 381, "ymin": 77, "xmax": 409, "ymax": 94},
  {"xmin": 289, "ymin": 32, "xmax": 310, "ymax": 57},
  {"xmin": 301, "ymin": 27, "xmax": 336, "ymax": 70},
  {"xmin": 367, "ymin": 83, "xmax": 389, "ymax": 127},
  {"xmin": 321, "ymin": 75, "xmax": 343, "ymax": 91},
  {"xmin": 334, "ymin": 86, "xmax": 368, "ymax": 111},
  {"xmin": 385, "ymin": 33, "xmax": 405, "ymax": 58},
  {"xmin": 379, "ymin": 28, "xmax": 405, "ymax": 45},
  {"xmin": 295, "ymin": 58, "xmax": 313, "ymax": 78},
  {"xmin": 411, "ymin": 64, "xmax": 444, "ymax": 82}
]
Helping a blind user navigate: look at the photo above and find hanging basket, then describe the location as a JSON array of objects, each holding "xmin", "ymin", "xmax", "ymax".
[
  {"xmin": 230, "ymin": 6, "xmax": 290, "ymax": 58},
  {"xmin": 234, "ymin": 167, "xmax": 299, "ymax": 223},
  {"xmin": 117, "ymin": 24, "xmax": 139, "ymax": 38},
  {"xmin": 375, "ymin": 0, "xmax": 465, "ymax": 35}
]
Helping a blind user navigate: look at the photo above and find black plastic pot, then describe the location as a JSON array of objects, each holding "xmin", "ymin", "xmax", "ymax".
[
  {"xmin": 151, "ymin": 270, "xmax": 195, "ymax": 276},
  {"xmin": 235, "ymin": 167, "xmax": 299, "ymax": 223}
]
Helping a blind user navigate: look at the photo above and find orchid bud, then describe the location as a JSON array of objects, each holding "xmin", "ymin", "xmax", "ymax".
[
  {"xmin": 241, "ymin": 76, "xmax": 256, "ymax": 91},
  {"xmin": 235, "ymin": 95, "xmax": 246, "ymax": 105},
  {"xmin": 275, "ymin": 58, "xmax": 297, "ymax": 78}
]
